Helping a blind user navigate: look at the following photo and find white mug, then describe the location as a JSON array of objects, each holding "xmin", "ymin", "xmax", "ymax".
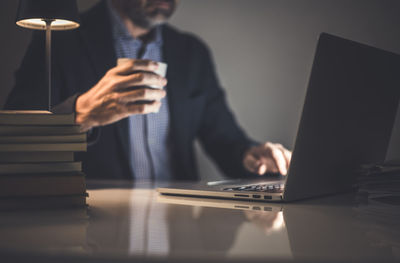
[{"xmin": 117, "ymin": 58, "xmax": 167, "ymax": 89}]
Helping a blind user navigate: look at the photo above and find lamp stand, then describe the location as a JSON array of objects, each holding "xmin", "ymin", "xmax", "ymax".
[{"xmin": 44, "ymin": 19, "xmax": 54, "ymax": 112}]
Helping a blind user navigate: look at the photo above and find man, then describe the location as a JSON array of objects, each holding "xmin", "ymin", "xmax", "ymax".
[{"xmin": 5, "ymin": 0, "xmax": 291, "ymax": 180}]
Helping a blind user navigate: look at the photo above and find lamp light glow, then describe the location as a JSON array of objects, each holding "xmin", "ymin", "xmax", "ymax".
[{"xmin": 16, "ymin": 18, "xmax": 79, "ymax": 31}]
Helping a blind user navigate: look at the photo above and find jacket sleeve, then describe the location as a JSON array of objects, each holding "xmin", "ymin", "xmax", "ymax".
[{"xmin": 196, "ymin": 43, "xmax": 259, "ymax": 178}]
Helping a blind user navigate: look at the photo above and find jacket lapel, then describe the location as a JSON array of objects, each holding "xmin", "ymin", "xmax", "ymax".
[{"xmin": 79, "ymin": 0, "xmax": 132, "ymax": 176}]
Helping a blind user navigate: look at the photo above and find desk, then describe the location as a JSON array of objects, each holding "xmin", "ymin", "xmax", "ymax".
[{"xmin": 0, "ymin": 180, "xmax": 399, "ymax": 263}]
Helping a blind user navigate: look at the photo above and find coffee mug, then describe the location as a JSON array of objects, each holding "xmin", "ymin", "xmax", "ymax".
[{"xmin": 117, "ymin": 58, "xmax": 167, "ymax": 89}]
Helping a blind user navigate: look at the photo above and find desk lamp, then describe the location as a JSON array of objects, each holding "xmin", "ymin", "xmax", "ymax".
[{"xmin": 16, "ymin": 0, "xmax": 80, "ymax": 111}]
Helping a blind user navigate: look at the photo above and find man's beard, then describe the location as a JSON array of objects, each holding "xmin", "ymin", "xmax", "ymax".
[{"xmin": 126, "ymin": 0, "xmax": 176, "ymax": 29}]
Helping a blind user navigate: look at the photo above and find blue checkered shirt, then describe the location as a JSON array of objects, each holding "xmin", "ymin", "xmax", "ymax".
[{"xmin": 108, "ymin": 3, "xmax": 172, "ymax": 180}]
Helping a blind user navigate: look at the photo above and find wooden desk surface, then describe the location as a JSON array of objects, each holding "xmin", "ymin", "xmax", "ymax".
[{"xmin": 0, "ymin": 180, "xmax": 399, "ymax": 263}]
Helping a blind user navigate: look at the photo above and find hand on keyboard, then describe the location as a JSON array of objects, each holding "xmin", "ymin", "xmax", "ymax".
[{"xmin": 243, "ymin": 142, "xmax": 292, "ymax": 176}]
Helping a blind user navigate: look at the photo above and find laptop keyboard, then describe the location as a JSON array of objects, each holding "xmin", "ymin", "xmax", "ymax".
[{"xmin": 223, "ymin": 183, "xmax": 285, "ymax": 193}]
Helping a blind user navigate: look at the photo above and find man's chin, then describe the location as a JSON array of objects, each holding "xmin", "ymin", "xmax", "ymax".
[
  {"xmin": 149, "ymin": 8, "xmax": 173, "ymax": 18},
  {"xmin": 147, "ymin": 15, "xmax": 169, "ymax": 27},
  {"xmin": 128, "ymin": 10, "xmax": 172, "ymax": 29}
]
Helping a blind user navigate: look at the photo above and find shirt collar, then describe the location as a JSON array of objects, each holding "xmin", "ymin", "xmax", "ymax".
[{"xmin": 107, "ymin": 0, "xmax": 163, "ymax": 46}]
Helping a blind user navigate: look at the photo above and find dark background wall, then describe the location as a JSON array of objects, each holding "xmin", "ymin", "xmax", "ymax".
[{"xmin": 1, "ymin": 0, "xmax": 399, "ymax": 180}]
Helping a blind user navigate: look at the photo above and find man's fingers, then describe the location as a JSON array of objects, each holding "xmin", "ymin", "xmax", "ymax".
[
  {"xmin": 243, "ymin": 153, "xmax": 258, "ymax": 173},
  {"xmin": 244, "ymin": 151, "xmax": 277, "ymax": 175},
  {"xmin": 243, "ymin": 142, "xmax": 292, "ymax": 176},
  {"xmin": 258, "ymin": 143, "xmax": 285, "ymax": 175},
  {"xmin": 117, "ymin": 88, "xmax": 166, "ymax": 104},
  {"xmin": 244, "ymin": 153, "xmax": 264, "ymax": 174},
  {"xmin": 276, "ymin": 144, "xmax": 292, "ymax": 170},
  {"xmin": 257, "ymin": 164, "xmax": 267, "ymax": 175},
  {"xmin": 99, "ymin": 89, "xmax": 165, "ymax": 123},
  {"xmin": 283, "ymin": 149, "xmax": 292, "ymax": 170},
  {"xmin": 257, "ymin": 145, "xmax": 279, "ymax": 174},
  {"xmin": 113, "ymin": 59, "xmax": 159, "ymax": 75},
  {"xmin": 270, "ymin": 147, "xmax": 288, "ymax": 175},
  {"xmin": 118, "ymin": 72, "xmax": 167, "ymax": 89}
]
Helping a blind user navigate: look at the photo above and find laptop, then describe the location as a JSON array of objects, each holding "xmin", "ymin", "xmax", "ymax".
[
  {"xmin": 157, "ymin": 193, "xmax": 283, "ymax": 212},
  {"xmin": 158, "ymin": 33, "xmax": 400, "ymax": 202}
]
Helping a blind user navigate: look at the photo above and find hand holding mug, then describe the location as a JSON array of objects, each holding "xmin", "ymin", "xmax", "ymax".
[{"xmin": 75, "ymin": 59, "xmax": 167, "ymax": 132}]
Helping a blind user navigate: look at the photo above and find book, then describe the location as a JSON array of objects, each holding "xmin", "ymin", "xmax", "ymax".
[
  {"xmin": 0, "ymin": 173, "xmax": 86, "ymax": 197},
  {"xmin": 0, "ymin": 143, "xmax": 86, "ymax": 152},
  {"xmin": 0, "ymin": 134, "xmax": 86, "ymax": 143},
  {"xmin": 0, "ymin": 152, "xmax": 74, "ymax": 163},
  {"xmin": 0, "ymin": 110, "xmax": 75, "ymax": 125},
  {"xmin": 0, "ymin": 162, "xmax": 82, "ymax": 174},
  {"xmin": 0, "ymin": 125, "xmax": 82, "ymax": 136},
  {"xmin": 0, "ymin": 194, "xmax": 88, "ymax": 211}
]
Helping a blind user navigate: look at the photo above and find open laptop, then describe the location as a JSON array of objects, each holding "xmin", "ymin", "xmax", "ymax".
[{"xmin": 158, "ymin": 33, "xmax": 400, "ymax": 202}]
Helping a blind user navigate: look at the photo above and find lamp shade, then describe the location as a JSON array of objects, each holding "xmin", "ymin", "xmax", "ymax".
[{"xmin": 16, "ymin": 0, "xmax": 80, "ymax": 30}]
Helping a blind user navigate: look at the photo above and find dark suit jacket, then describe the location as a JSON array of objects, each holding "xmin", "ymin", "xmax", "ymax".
[{"xmin": 5, "ymin": 0, "xmax": 254, "ymax": 180}]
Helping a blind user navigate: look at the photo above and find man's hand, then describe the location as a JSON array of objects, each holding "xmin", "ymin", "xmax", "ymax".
[
  {"xmin": 243, "ymin": 142, "xmax": 292, "ymax": 176},
  {"xmin": 75, "ymin": 59, "xmax": 167, "ymax": 132}
]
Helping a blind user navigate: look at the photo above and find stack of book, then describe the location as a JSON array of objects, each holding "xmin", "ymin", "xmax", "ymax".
[
  {"xmin": 0, "ymin": 110, "xmax": 87, "ymax": 210},
  {"xmin": 356, "ymin": 160, "xmax": 400, "ymax": 199}
]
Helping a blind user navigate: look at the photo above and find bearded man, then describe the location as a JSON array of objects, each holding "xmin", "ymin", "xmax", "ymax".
[{"xmin": 6, "ymin": 0, "xmax": 291, "ymax": 180}]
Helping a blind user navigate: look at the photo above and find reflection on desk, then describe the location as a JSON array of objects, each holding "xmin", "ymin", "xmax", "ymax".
[
  {"xmin": 0, "ymin": 180, "xmax": 398, "ymax": 262},
  {"xmin": 86, "ymin": 188, "xmax": 291, "ymax": 258}
]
